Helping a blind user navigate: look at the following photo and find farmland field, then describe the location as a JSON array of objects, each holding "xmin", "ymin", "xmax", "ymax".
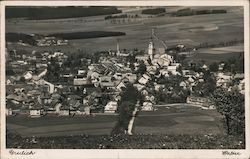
[
  {"xmin": 7, "ymin": 104, "xmax": 225, "ymax": 137},
  {"xmin": 6, "ymin": 6, "xmax": 243, "ymax": 53}
]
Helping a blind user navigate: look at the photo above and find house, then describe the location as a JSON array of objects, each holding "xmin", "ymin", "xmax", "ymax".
[
  {"xmin": 6, "ymin": 108, "xmax": 13, "ymax": 116},
  {"xmin": 40, "ymin": 92, "xmax": 51, "ymax": 105},
  {"xmin": 78, "ymin": 69, "xmax": 86, "ymax": 75},
  {"xmin": 23, "ymin": 71, "xmax": 33, "ymax": 80},
  {"xmin": 125, "ymin": 73, "xmax": 137, "ymax": 83},
  {"xmin": 84, "ymin": 106, "xmax": 91, "ymax": 115},
  {"xmin": 59, "ymin": 106, "xmax": 70, "ymax": 116},
  {"xmin": 104, "ymin": 101, "xmax": 118, "ymax": 113},
  {"xmin": 133, "ymin": 83, "xmax": 145, "ymax": 91},
  {"xmin": 116, "ymin": 81, "xmax": 127, "ymax": 91},
  {"xmin": 154, "ymin": 83, "xmax": 165, "ymax": 91},
  {"xmin": 202, "ymin": 64, "xmax": 208, "ymax": 70},
  {"xmin": 113, "ymin": 72, "xmax": 124, "ymax": 80},
  {"xmin": 73, "ymin": 78, "xmax": 88, "ymax": 86},
  {"xmin": 142, "ymin": 101, "xmax": 153, "ymax": 111},
  {"xmin": 167, "ymin": 65, "xmax": 180, "ymax": 75},
  {"xmin": 29, "ymin": 103, "xmax": 44, "ymax": 118},
  {"xmin": 218, "ymin": 63, "xmax": 225, "ymax": 71},
  {"xmin": 186, "ymin": 96, "xmax": 215, "ymax": 109},
  {"xmin": 234, "ymin": 73, "xmax": 244, "ymax": 80},
  {"xmin": 141, "ymin": 88, "xmax": 149, "ymax": 96},
  {"xmin": 216, "ymin": 72, "xmax": 232, "ymax": 88},
  {"xmin": 135, "ymin": 55, "xmax": 149, "ymax": 62},
  {"xmin": 99, "ymin": 76, "xmax": 116, "ymax": 89},
  {"xmin": 138, "ymin": 74, "xmax": 151, "ymax": 85},
  {"xmin": 55, "ymin": 103, "xmax": 62, "ymax": 113},
  {"xmin": 145, "ymin": 95, "xmax": 155, "ymax": 103},
  {"xmin": 146, "ymin": 65, "xmax": 157, "ymax": 75},
  {"xmin": 159, "ymin": 68, "xmax": 169, "ymax": 77},
  {"xmin": 68, "ymin": 98, "xmax": 81, "ymax": 110},
  {"xmin": 37, "ymin": 79, "xmax": 55, "ymax": 94},
  {"xmin": 6, "ymin": 100, "xmax": 21, "ymax": 115},
  {"xmin": 30, "ymin": 108, "xmax": 44, "ymax": 118},
  {"xmin": 179, "ymin": 81, "xmax": 188, "ymax": 89},
  {"xmin": 238, "ymin": 79, "xmax": 245, "ymax": 94},
  {"xmin": 187, "ymin": 76, "xmax": 195, "ymax": 83},
  {"xmin": 6, "ymin": 93, "xmax": 28, "ymax": 104}
]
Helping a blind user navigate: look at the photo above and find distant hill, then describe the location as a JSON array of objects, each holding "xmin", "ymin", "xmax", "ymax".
[{"xmin": 6, "ymin": 6, "xmax": 122, "ymax": 20}]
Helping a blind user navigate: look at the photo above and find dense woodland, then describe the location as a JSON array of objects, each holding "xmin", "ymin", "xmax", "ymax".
[
  {"xmin": 141, "ymin": 8, "xmax": 166, "ymax": 15},
  {"xmin": 49, "ymin": 31, "xmax": 126, "ymax": 40},
  {"xmin": 172, "ymin": 8, "xmax": 227, "ymax": 16},
  {"xmin": 6, "ymin": 6, "xmax": 122, "ymax": 20}
]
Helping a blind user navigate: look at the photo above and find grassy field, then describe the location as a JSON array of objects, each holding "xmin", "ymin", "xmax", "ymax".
[
  {"xmin": 6, "ymin": 6, "xmax": 243, "ymax": 53},
  {"xmin": 7, "ymin": 115, "xmax": 117, "ymax": 136},
  {"xmin": 7, "ymin": 104, "xmax": 225, "ymax": 137},
  {"xmin": 134, "ymin": 105, "xmax": 224, "ymax": 135}
]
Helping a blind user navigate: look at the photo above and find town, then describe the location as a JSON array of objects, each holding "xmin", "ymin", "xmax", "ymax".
[{"xmin": 5, "ymin": 29, "xmax": 245, "ymax": 118}]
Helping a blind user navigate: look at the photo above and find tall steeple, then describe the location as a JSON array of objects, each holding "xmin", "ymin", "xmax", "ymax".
[{"xmin": 148, "ymin": 29, "xmax": 154, "ymax": 60}]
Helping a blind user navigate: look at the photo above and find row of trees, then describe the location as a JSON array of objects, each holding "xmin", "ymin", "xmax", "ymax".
[{"xmin": 197, "ymin": 39, "xmax": 243, "ymax": 49}]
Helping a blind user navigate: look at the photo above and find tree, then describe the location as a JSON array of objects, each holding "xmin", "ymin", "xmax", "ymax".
[
  {"xmin": 193, "ymin": 70, "xmax": 216, "ymax": 97},
  {"xmin": 112, "ymin": 101, "xmax": 135, "ymax": 134},
  {"xmin": 136, "ymin": 61, "xmax": 146, "ymax": 75},
  {"xmin": 209, "ymin": 62, "xmax": 218, "ymax": 72},
  {"xmin": 112, "ymin": 84, "xmax": 142, "ymax": 134},
  {"xmin": 211, "ymin": 88, "xmax": 245, "ymax": 135}
]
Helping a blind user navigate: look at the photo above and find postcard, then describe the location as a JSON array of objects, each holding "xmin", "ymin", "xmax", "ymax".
[{"xmin": 0, "ymin": 0, "xmax": 249, "ymax": 159}]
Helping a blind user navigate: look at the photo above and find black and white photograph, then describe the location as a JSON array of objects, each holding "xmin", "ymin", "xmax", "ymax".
[{"xmin": 0, "ymin": 1, "xmax": 249, "ymax": 159}]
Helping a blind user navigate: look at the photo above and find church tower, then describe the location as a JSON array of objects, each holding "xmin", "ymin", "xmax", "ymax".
[
  {"xmin": 148, "ymin": 29, "xmax": 155, "ymax": 60},
  {"xmin": 116, "ymin": 39, "xmax": 121, "ymax": 56}
]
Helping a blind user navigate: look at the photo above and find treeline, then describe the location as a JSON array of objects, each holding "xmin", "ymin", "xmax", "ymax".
[
  {"xmin": 141, "ymin": 8, "xmax": 166, "ymax": 15},
  {"xmin": 48, "ymin": 31, "xmax": 126, "ymax": 40},
  {"xmin": 6, "ymin": 32, "xmax": 37, "ymax": 45},
  {"xmin": 197, "ymin": 39, "xmax": 244, "ymax": 49},
  {"xmin": 172, "ymin": 8, "xmax": 227, "ymax": 16},
  {"xmin": 105, "ymin": 14, "xmax": 128, "ymax": 20},
  {"xmin": 6, "ymin": 6, "xmax": 122, "ymax": 20},
  {"xmin": 105, "ymin": 14, "xmax": 140, "ymax": 20}
]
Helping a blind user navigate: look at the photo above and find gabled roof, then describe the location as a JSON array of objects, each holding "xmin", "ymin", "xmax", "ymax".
[{"xmin": 30, "ymin": 101, "xmax": 43, "ymax": 109}]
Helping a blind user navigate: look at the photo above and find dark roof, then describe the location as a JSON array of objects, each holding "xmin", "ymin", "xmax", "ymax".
[{"xmin": 6, "ymin": 100, "xmax": 21, "ymax": 109}]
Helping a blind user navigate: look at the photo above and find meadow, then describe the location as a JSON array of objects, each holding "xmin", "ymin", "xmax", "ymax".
[
  {"xmin": 7, "ymin": 104, "xmax": 224, "ymax": 137},
  {"xmin": 6, "ymin": 6, "xmax": 243, "ymax": 53}
]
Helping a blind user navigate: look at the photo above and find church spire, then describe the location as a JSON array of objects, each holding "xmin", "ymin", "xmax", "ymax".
[{"xmin": 116, "ymin": 39, "xmax": 120, "ymax": 56}]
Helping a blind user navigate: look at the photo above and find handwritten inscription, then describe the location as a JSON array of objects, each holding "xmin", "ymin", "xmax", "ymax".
[
  {"xmin": 222, "ymin": 151, "xmax": 241, "ymax": 155},
  {"xmin": 9, "ymin": 150, "xmax": 35, "ymax": 155}
]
